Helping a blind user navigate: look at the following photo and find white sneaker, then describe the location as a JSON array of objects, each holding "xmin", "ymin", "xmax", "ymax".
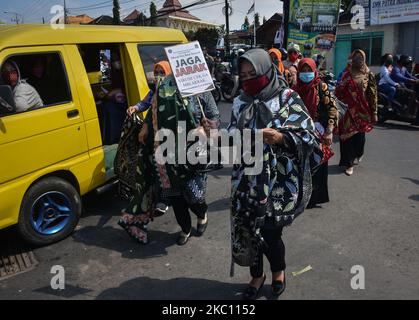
[
  {"xmin": 154, "ymin": 202, "xmax": 168, "ymax": 217},
  {"xmin": 345, "ymin": 167, "xmax": 354, "ymax": 176}
]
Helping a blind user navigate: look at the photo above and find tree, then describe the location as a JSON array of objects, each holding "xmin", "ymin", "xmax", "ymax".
[
  {"xmin": 149, "ymin": 1, "xmax": 157, "ymax": 26},
  {"xmin": 136, "ymin": 12, "xmax": 147, "ymax": 26},
  {"xmin": 254, "ymin": 13, "xmax": 260, "ymax": 29},
  {"xmin": 243, "ymin": 16, "xmax": 250, "ymax": 30},
  {"xmin": 341, "ymin": 0, "xmax": 353, "ymax": 13},
  {"xmin": 193, "ymin": 28, "xmax": 219, "ymax": 50},
  {"xmin": 263, "ymin": 16, "xmax": 267, "ymax": 24},
  {"xmin": 184, "ymin": 30, "xmax": 195, "ymax": 41},
  {"xmin": 113, "ymin": 0, "xmax": 121, "ymax": 25},
  {"xmin": 217, "ymin": 24, "xmax": 226, "ymax": 37}
]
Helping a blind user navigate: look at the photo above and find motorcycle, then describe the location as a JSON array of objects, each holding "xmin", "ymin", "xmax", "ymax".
[
  {"xmin": 321, "ymin": 70, "xmax": 336, "ymax": 92},
  {"xmin": 377, "ymin": 90, "xmax": 417, "ymax": 124},
  {"xmin": 219, "ymin": 71, "xmax": 240, "ymax": 102},
  {"xmin": 211, "ymin": 79, "xmax": 221, "ymax": 103}
]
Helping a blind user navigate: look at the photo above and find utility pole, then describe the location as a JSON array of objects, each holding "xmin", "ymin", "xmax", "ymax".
[
  {"xmin": 64, "ymin": 0, "xmax": 68, "ymax": 24},
  {"xmin": 283, "ymin": 0, "xmax": 290, "ymax": 48},
  {"xmin": 4, "ymin": 11, "xmax": 23, "ymax": 24},
  {"xmin": 225, "ymin": 0, "xmax": 230, "ymax": 55},
  {"xmin": 253, "ymin": 1, "xmax": 256, "ymax": 47}
]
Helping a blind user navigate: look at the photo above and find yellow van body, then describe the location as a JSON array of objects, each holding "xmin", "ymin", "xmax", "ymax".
[{"xmin": 0, "ymin": 25, "xmax": 186, "ymax": 242}]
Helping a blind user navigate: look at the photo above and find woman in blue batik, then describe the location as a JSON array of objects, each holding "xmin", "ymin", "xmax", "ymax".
[{"xmin": 228, "ymin": 49, "xmax": 322, "ymax": 300}]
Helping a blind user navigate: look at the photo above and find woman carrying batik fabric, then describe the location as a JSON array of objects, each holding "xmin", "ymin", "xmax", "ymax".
[
  {"xmin": 335, "ymin": 49, "xmax": 378, "ymax": 176},
  {"xmin": 293, "ymin": 58, "xmax": 338, "ymax": 208},
  {"xmin": 228, "ymin": 49, "xmax": 322, "ymax": 300},
  {"xmin": 126, "ymin": 74, "xmax": 219, "ymax": 246}
]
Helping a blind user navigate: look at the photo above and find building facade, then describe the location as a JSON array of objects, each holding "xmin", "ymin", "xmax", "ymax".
[
  {"xmin": 156, "ymin": 0, "xmax": 218, "ymax": 32},
  {"xmin": 327, "ymin": 1, "xmax": 419, "ymax": 74}
]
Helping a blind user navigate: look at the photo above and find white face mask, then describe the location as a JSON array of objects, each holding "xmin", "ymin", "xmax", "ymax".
[{"xmin": 112, "ymin": 61, "xmax": 122, "ymax": 70}]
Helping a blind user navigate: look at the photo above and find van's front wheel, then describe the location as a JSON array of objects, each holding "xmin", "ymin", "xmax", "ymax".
[{"xmin": 18, "ymin": 177, "xmax": 81, "ymax": 246}]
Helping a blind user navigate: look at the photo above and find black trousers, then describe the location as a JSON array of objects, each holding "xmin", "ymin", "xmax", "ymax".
[
  {"xmin": 339, "ymin": 132, "xmax": 366, "ymax": 167},
  {"xmin": 250, "ymin": 224, "xmax": 286, "ymax": 278},
  {"xmin": 307, "ymin": 161, "xmax": 329, "ymax": 207},
  {"xmin": 170, "ymin": 195, "xmax": 207, "ymax": 234}
]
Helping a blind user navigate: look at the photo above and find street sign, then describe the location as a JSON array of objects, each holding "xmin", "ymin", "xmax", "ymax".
[{"xmin": 165, "ymin": 41, "xmax": 215, "ymax": 98}]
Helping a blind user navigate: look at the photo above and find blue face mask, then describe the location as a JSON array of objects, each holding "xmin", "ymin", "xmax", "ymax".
[{"xmin": 299, "ymin": 72, "xmax": 315, "ymax": 83}]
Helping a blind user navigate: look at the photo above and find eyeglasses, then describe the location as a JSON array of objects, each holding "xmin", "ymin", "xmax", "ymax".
[{"xmin": 154, "ymin": 71, "xmax": 165, "ymax": 77}]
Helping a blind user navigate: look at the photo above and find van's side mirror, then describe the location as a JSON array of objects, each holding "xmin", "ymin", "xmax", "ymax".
[{"xmin": 0, "ymin": 85, "xmax": 16, "ymax": 115}]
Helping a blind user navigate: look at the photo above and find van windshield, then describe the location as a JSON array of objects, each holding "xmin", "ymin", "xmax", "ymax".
[{"xmin": 137, "ymin": 43, "xmax": 178, "ymax": 84}]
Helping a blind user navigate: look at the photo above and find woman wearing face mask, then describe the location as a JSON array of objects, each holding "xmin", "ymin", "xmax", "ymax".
[
  {"xmin": 118, "ymin": 67, "xmax": 219, "ymax": 245},
  {"xmin": 268, "ymin": 48, "xmax": 293, "ymax": 85},
  {"xmin": 1, "ymin": 60, "xmax": 43, "ymax": 113},
  {"xmin": 283, "ymin": 43, "xmax": 301, "ymax": 87},
  {"xmin": 124, "ymin": 61, "xmax": 173, "ymax": 217},
  {"xmin": 293, "ymin": 58, "xmax": 338, "ymax": 208},
  {"xmin": 335, "ymin": 49, "xmax": 378, "ymax": 176},
  {"xmin": 228, "ymin": 49, "xmax": 322, "ymax": 300}
]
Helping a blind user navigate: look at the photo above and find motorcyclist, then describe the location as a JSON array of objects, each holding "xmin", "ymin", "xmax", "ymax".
[
  {"xmin": 230, "ymin": 48, "xmax": 245, "ymax": 98},
  {"xmin": 391, "ymin": 55, "xmax": 419, "ymax": 124},
  {"xmin": 378, "ymin": 54, "xmax": 399, "ymax": 104}
]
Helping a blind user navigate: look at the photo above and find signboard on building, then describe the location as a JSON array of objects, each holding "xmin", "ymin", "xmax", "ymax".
[
  {"xmin": 370, "ymin": 0, "xmax": 419, "ymax": 25},
  {"xmin": 165, "ymin": 41, "xmax": 215, "ymax": 98},
  {"xmin": 287, "ymin": 0, "xmax": 342, "ymax": 53}
]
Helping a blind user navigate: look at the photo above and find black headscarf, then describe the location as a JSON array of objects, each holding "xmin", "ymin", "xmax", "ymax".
[{"xmin": 237, "ymin": 49, "xmax": 288, "ymax": 130}]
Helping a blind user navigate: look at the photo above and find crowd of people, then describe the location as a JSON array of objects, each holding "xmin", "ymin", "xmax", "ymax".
[
  {"xmin": 111, "ymin": 40, "xmax": 405, "ymax": 300},
  {"xmin": 3, "ymin": 39, "xmax": 415, "ymax": 299}
]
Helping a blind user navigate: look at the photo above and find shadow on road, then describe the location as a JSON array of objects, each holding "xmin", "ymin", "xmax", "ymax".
[
  {"xmin": 72, "ymin": 225, "xmax": 177, "ymax": 259},
  {"xmin": 328, "ymin": 164, "xmax": 344, "ymax": 176},
  {"xmin": 375, "ymin": 123, "xmax": 419, "ymax": 131},
  {"xmin": 95, "ymin": 276, "xmax": 275, "ymax": 300},
  {"xmin": 402, "ymin": 177, "xmax": 419, "ymax": 202},
  {"xmin": 208, "ymin": 198, "xmax": 231, "ymax": 213}
]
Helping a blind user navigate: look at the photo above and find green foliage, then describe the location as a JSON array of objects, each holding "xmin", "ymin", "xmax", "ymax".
[
  {"xmin": 150, "ymin": 1, "xmax": 158, "ymax": 26},
  {"xmin": 113, "ymin": 0, "xmax": 121, "ymax": 25},
  {"xmin": 193, "ymin": 28, "xmax": 220, "ymax": 50}
]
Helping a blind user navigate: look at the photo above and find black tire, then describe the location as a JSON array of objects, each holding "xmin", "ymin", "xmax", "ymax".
[
  {"xmin": 377, "ymin": 104, "xmax": 387, "ymax": 124},
  {"xmin": 212, "ymin": 88, "xmax": 221, "ymax": 103},
  {"xmin": 222, "ymin": 90, "xmax": 234, "ymax": 102},
  {"xmin": 18, "ymin": 177, "xmax": 81, "ymax": 246}
]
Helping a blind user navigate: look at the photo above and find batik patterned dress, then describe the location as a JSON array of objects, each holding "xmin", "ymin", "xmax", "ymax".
[{"xmin": 228, "ymin": 88, "xmax": 323, "ymax": 267}]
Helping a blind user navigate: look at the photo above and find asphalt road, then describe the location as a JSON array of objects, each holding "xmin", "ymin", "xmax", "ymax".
[{"xmin": 1, "ymin": 101, "xmax": 419, "ymax": 300}]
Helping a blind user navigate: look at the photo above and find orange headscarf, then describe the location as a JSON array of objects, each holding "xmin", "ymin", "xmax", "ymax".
[
  {"xmin": 268, "ymin": 48, "xmax": 285, "ymax": 74},
  {"xmin": 154, "ymin": 60, "xmax": 172, "ymax": 76}
]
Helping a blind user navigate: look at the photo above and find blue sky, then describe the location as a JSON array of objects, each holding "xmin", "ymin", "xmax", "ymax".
[{"xmin": 0, "ymin": 0, "xmax": 283, "ymax": 30}]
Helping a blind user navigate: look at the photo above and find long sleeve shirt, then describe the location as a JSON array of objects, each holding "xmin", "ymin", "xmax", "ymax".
[
  {"xmin": 134, "ymin": 90, "xmax": 153, "ymax": 112},
  {"xmin": 379, "ymin": 66, "xmax": 398, "ymax": 87},
  {"xmin": 391, "ymin": 66, "xmax": 416, "ymax": 85}
]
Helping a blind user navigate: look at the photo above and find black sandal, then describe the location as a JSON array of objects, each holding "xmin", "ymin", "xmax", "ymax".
[
  {"xmin": 272, "ymin": 272, "xmax": 286, "ymax": 297},
  {"xmin": 242, "ymin": 274, "xmax": 266, "ymax": 300}
]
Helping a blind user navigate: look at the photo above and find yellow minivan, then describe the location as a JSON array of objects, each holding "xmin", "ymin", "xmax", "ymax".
[{"xmin": 0, "ymin": 24, "xmax": 187, "ymax": 245}]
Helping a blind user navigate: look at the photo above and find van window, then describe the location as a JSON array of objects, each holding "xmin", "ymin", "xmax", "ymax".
[
  {"xmin": 0, "ymin": 52, "xmax": 71, "ymax": 116},
  {"xmin": 137, "ymin": 43, "xmax": 178, "ymax": 83},
  {"xmin": 78, "ymin": 44, "xmax": 128, "ymax": 145}
]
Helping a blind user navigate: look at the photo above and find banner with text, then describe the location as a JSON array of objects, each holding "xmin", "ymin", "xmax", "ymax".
[
  {"xmin": 288, "ymin": 0, "xmax": 342, "ymax": 54},
  {"xmin": 165, "ymin": 42, "xmax": 215, "ymax": 98},
  {"xmin": 370, "ymin": 0, "xmax": 419, "ymax": 25}
]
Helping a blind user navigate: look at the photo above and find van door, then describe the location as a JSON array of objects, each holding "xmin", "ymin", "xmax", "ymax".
[
  {"xmin": 77, "ymin": 43, "xmax": 145, "ymax": 180},
  {"xmin": 0, "ymin": 46, "xmax": 88, "ymax": 185}
]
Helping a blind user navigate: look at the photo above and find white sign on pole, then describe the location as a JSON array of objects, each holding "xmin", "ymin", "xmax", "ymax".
[{"xmin": 165, "ymin": 41, "xmax": 215, "ymax": 98}]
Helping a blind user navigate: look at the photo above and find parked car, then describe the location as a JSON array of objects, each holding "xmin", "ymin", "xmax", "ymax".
[{"xmin": 0, "ymin": 24, "xmax": 187, "ymax": 246}]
